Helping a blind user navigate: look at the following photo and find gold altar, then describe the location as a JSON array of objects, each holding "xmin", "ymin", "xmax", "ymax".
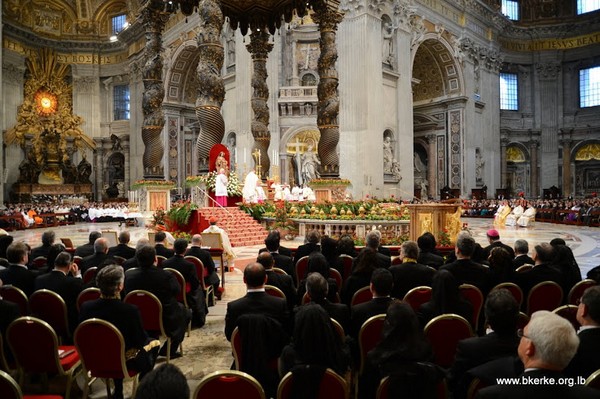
[{"xmin": 404, "ymin": 203, "xmax": 463, "ymax": 244}]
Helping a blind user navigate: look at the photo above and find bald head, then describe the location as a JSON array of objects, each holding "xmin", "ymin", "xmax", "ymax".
[
  {"xmin": 243, "ymin": 262, "xmax": 267, "ymax": 288},
  {"xmin": 191, "ymin": 234, "xmax": 202, "ymax": 246},
  {"xmin": 257, "ymin": 252, "xmax": 274, "ymax": 270},
  {"xmin": 94, "ymin": 238, "xmax": 109, "ymax": 254}
]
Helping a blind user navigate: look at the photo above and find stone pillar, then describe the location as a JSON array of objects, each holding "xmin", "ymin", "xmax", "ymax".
[
  {"xmin": 313, "ymin": 3, "xmax": 344, "ymax": 179},
  {"xmin": 141, "ymin": 1, "xmax": 169, "ymax": 179},
  {"xmin": 427, "ymin": 134, "xmax": 437, "ymax": 198},
  {"xmin": 246, "ymin": 29, "xmax": 273, "ymax": 180},
  {"xmin": 529, "ymin": 138, "xmax": 539, "ymax": 198},
  {"xmin": 500, "ymin": 137, "xmax": 509, "ymax": 189},
  {"xmin": 195, "ymin": 0, "xmax": 225, "ymax": 173},
  {"xmin": 291, "ymin": 39, "xmax": 299, "ymax": 86},
  {"xmin": 536, "ymin": 62, "xmax": 561, "ymax": 188},
  {"xmin": 94, "ymin": 147, "xmax": 104, "ymax": 201},
  {"xmin": 561, "ymin": 137, "xmax": 572, "ymax": 197}
]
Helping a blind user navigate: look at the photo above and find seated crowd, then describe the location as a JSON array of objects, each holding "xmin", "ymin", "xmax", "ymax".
[{"xmin": 1, "ymin": 226, "xmax": 600, "ymax": 399}]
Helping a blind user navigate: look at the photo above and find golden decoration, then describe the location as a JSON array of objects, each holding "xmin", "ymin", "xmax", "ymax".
[
  {"xmin": 506, "ymin": 146, "xmax": 526, "ymax": 163},
  {"xmin": 34, "ymin": 89, "xmax": 58, "ymax": 116},
  {"xmin": 575, "ymin": 143, "xmax": 600, "ymax": 161}
]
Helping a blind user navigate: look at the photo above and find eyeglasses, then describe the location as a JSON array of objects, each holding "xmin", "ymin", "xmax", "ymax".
[{"xmin": 517, "ymin": 329, "xmax": 530, "ymax": 339}]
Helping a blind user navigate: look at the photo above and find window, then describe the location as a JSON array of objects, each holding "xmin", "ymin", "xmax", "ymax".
[
  {"xmin": 580, "ymin": 66, "xmax": 600, "ymax": 108},
  {"xmin": 301, "ymin": 73, "xmax": 317, "ymax": 86},
  {"xmin": 113, "ymin": 85, "xmax": 130, "ymax": 120},
  {"xmin": 111, "ymin": 14, "xmax": 127, "ymax": 35},
  {"xmin": 500, "ymin": 73, "xmax": 518, "ymax": 111},
  {"xmin": 577, "ymin": 0, "xmax": 600, "ymax": 14},
  {"xmin": 501, "ymin": 0, "xmax": 519, "ymax": 20}
]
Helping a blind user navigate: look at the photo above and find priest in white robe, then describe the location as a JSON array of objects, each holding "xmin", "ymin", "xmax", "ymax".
[{"xmin": 242, "ymin": 170, "xmax": 259, "ymax": 203}]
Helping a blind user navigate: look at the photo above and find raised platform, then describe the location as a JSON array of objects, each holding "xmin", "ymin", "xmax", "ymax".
[{"xmin": 11, "ymin": 183, "xmax": 93, "ymax": 202}]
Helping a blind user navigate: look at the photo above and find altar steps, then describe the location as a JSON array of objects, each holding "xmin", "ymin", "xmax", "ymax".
[{"xmin": 197, "ymin": 207, "xmax": 268, "ymax": 247}]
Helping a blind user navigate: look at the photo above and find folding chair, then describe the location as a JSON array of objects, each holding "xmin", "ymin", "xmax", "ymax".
[
  {"xmin": 330, "ymin": 269, "xmax": 343, "ymax": 294},
  {"xmin": 113, "ymin": 256, "xmax": 126, "ymax": 266},
  {"xmin": 277, "ymin": 368, "xmax": 348, "ymax": 399},
  {"xmin": 585, "ymin": 368, "xmax": 600, "ymax": 390},
  {"xmin": 357, "ymin": 314, "xmax": 386, "ymax": 397},
  {"xmin": 82, "ymin": 267, "xmax": 97, "ymax": 285},
  {"xmin": 32, "ymin": 257, "xmax": 47, "ymax": 271},
  {"xmin": 194, "ymin": 370, "xmax": 265, "ymax": 399},
  {"xmin": 156, "ymin": 255, "xmax": 167, "ymax": 268}
]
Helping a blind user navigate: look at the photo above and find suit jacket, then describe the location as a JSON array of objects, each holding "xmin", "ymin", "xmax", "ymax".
[
  {"xmin": 417, "ymin": 299, "xmax": 473, "ymax": 329},
  {"xmin": 304, "ymin": 299, "xmax": 350, "ymax": 334},
  {"xmin": 440, "ymin": 259, "xmax": 491, "ymax": 295},
  {"xmin": 80, "ymin": 253, "xmax": 115, "ymax": 274},
  {"xmin": 30, "ymin": 244, "xmax": 52, "ymax": 261},
  {"xmin": 293, "ymin": 243, "xmax": 321, "ymax": 265},
  {"xmin": 418, "ymin": 251, "xmax": 445, "ymax": 269},
  {"xmin": 258, "ymin": 246, "xmax": 292, "ymax": 258},
  {"xmin": 34, "ymin": 270, "xmax": 84, "ymax": 333},
  {"xmin": 272, "ymin": 253, "xmax": 294, "ymax": 277},
  {"xmin": 74, "ymin": 243, "xmax": 95, "ymax": 258},
  {"xmin": 155, "ymin": 244, "xmax": 174, "ymax": 259},
  {"xmin": 224, "ymin": 291, "xmax": 289, "ymax": 340},
  {"xmin": 513, "ymin": 255, "xmax": 534, "ymax": 269},
  {"xmin": 482, "ymin": 241, "xmax": 516, "ymax": 260},
  {"xmin": 475, "ymin": 369, "xmax": 600, "ymax": 399},
  {"xmin": 162, "ymin": 255, "xmax": 200, "ymax": 292},
  {"xmin": 266, "ymin": 270, "xmax": 296, "ymax": 310},
  {"xmin": 0, "ymin": 264, "xmax": 38, "ymax": 296},
  {"xmin": 122, "ymin": 257, "xmax": 139, "ymax": 271},
  {"xmin": 354, "ymin": 248, "xmax": 391, "ymax": 271},
  {"xmin": 564, "ymin": 327, "xmax": 600, "ymax": 379},
  {"xmin": 514, "ymin": 263, "xmax": 564, "ymax": 299},
  {"xmin": 389, "ymin": 261, "xmax": 436, "ymax": 299},
  {"xmin": 350, "ymin": 296, "xmax": 393, "ymax": 338},
  {"xmin": 107, "ymin": 244, "xmax": 136, "ymax": 260},
  {"xmin": 185, "ymin": 246, "xmax": 216, "ymax": 276}
]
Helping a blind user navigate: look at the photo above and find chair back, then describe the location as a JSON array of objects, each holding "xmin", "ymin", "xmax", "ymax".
[
  {"xmin": 0, "ymin": 369, "xmax": 23, "ymax": 399},
  {"xmin": 0, "ymin": 286, "xmax": 28, "ymax": 316},
  {"xmin": 74, "ymin": 318, "xmax": 130, "ymax": 380},
  {"xmin": 272, "ymin": 267, "xmax": 287, "ymax": 276},
  {"xmin": 156, "ymin": 255, "xmax": 167, "ymax": 268},
  {"xmin": 330, "ymin": 268, "xmax": 343, "ymax": 294},
  {"xmin": 568, "ymin": 279, "xmax": 598, "ymax": 305},
  {"xmin": 231, "ymin": 327, "xmax": 243, "ymax": 370},
  {"xmin": 264, "ymin": 285, "xmax": 286, "ymax": 300},
  {"xmin": 358, "ymin": 314, "xmax": 386, "ymax": 374},
  {"xmin": 585, "ymin": 368, "xmax": 600, "ymax": 390},
  {"xmin": 517, "ymin": 312, "xmax": 530, "ymax": 330},
  {"xmin": 515, "ymin": 264, "xmax": 533, "ymax": 273},
  {"xmin": 164, "ymin": 268, "xmax": 189, "ymax": 307},
  {"xmin": 552, "ymin": 304, "xmax": 581, "ymax": 330},
  {"xmin": 330, "ymin": 318, "xmax": 345, "ymax": 341},
  {"xmin": 459, "ymin": 284, "xmax": 484, "ymax": 329},
  {"xmin": 113, "ymin": 256, "xmax": 126, "ymax": 266},
  {"xmin": 424, "ymin": 314, "xmax": 473, "ymax": 368},
  {"xmin": 76, "ymin": 287, "xmax": 101, "ymax": 311},
  {"xmin": 184, "ymin": 256, "xmax": 208, "ymax": 284},
  {"xmin": 29, "ymin": 289, "xmax": 70, "ymax": 340},
  {"xmin": 195, "ymin": 370, "xmax": 265, "ymax": 399},
  {"xmin": 277, "ymin": 368, "xmax": 348, "ymax": 399},
  {"xmin": 350, "ymin": 286, "xmax": 373, "ymax": 307},
  {"xmin": 295, "ymin": 256, "xmax": 310, "ymax": 286},
  {"xmin": 7, "ymin": 317, "xmax": 64, "ymax": 374},
  {"xmin": 124, "ymin": 290, "xmax": 165, "ymax": 336},
  {"xmin": 0, "ymin": 334, "xmax": 12, "ymax": 373},
  {"xmin": 527, "ymin": 281, "xmax": 563, "ymax": 315},
  {"xmin": 32, "ymin": 256, "xmax": 47, "ymax": 270},
  {"xmin": 82, "ymin": 267, "xmax": 98, "ymax": 285},
  {"xmin": 72, "ymin": 256, "xmax": 83, "ymax": 266},
  {"xmin": 338, "ymin": 254, "xmax": 353, "ymax": 282},
  {"xmin": 492, "ymin": 282, "xmax": 523, "ymax": 306},
  {"xmin": 403, "ymin": 286, "xmax": 432, "ymax": 311}
]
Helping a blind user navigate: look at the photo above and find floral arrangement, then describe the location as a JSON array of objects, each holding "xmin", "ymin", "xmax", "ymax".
[
  {"xmin": 166, "ymin": 200, "xmax": 198, "ymax": 227},
  {"xmin": 307, "ymin": 178, "xmax": 352, "ymax": 187},
  {"xmin": 185, "ymin": 172, "xmax": 243, "ymax": 197},
  {"xmin": 438, "ymin": 229, "xmax": 452, "ymax": 246},
  {"xmin": 132, "ymin": 180, "xmax": 176, "ymax": 190},
  {"xmin": 172, "ymin": 231, "xmax": 192, "ymax": 241},
  {"xmin": 151, "ymin": 207, "xmax": 167, "ymax": 230}
]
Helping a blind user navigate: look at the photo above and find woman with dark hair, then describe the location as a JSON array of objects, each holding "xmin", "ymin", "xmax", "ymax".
[
  {"xmin": 337, "ymin": 235, "xmax": 357, "ymax": 258},
  {"xmin": 417, "ymin": 232, "xmax": 444, "ymax": 269},
  {"xmin": 360, "ymin": 301, "xmax": 440, "ymax": 399},
  {"xmin": 296, "ymin": 252, "xmax": 339, "ymax": 304},
  {"xmin": 341, "ymin": 248, "xmax": 379, "ymax": 305},
  {"xmin": 551, "ymin": 244, "xmax": 582, "ymax": 297},
  {"xmin": 279, "ymin": 303, "xmax": 349, "ymax": 378},
  {"xmin": 320, "ymin": 235, "xmax": 339, "ymax": 270},
  {"xmin": 488, "ymin": 246, "xmax": 514, "ymax": 286},
  {"xmin": 417, "ymin": 270, "xmax": 472, "ymax": 328}
]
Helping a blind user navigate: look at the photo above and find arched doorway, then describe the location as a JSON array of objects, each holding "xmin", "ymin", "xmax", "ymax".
[
  {"xmin": 282, "ymin": 128, "xmax": 320, "ymax": 186},
  {"xmin": 506, "ymin": 144, "xmax": 529, "ymax": 197},
  {"xmin": 573, "ymin": 142, "xmax": 600, "ymax": 197}
]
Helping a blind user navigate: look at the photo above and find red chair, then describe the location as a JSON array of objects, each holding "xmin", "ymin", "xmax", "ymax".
[
  {"xmin": 338, "ymin": 254, "xmax": 353, "ymax": 282},
  {"xmin": 358, "ymin": 314, "xmax": 386, "ymax": 375},
  {"xmin": 459, "ymin": 284, "xmax": 484, "ymax": 329},
  {"xmin": 82, "ymin": 267, "xmax": 97, "ymax": 285},
  {"xmin": 156, "ymin": 255, "xmax": 167, "ymax": 268},
  {"xmin": 330, "ymin": 268, "xmax": 343, "ymax": 294},
  {"xmin": 264, "ymin": 285, "xmax": 286, "ymax": 301},
  {"xmin": 553, "ymin": 304, "xmax": 581, "ymax": 330},
  {"xmin": 403, "ymin": 286, "xmax": 432, "ymax": 311},
  {"xmin": 76, "ymin": 288, "xmax": 101, "ymax": 312},
  {"xmin": 424, "ymin": 314, "xmax": 473, "ymax": 368},
  {"xmin": 492, "ymin": 282, "xmax": 523, "ymax": 306},
  {"xmin": 29, "ymin": 290, "xmax": 70, "ymax": 343},
  {"xmin": 0, "ymin": 369, "xmax": 63, "ymax": 399},
  {"xmin": 0, "ymin": 334, "xmax": 15, "ymax": 373},
  {"xmin": 124, "ymin": 290, "xmax": 176, "ymax": 363},
  {"xmin": 164, "ymin": 268, "xmax": 192, "ymax": 337},
  {"xmin": 74, "ymin": 319, "xmax": 140, "ymax": 399},
  {"xmin": 184, "ymin": 255, "xmax": 215, "ymax": 307},
  {"xmin": 277, "ymin": 368, "xmax": 348, "ymax": 399},
  {"xmin": 32, "ymin": 256, "xmax": 47, "ymax": 270},
  {"xmin": 294, "ymin": 256, "xmax": 309, "ymax": 286},
  {"xmin": 351, "ymin": 286, "xmax": 373, "ymax": 307},
  {"xmin": 330, "ymin": 318, "xmax": 346, "ymax": 341},
  {"xmin": 194, "ymin": 370, "xmax": 265, "ymax": 399},
  {"xmin": 568, "ymin": 279, "xmax": 598, "ymax": 305},
  {"xmin": 0, "ymin": 285, "xmax": 28, "ymax": 316},
  {"xmin": 585, "ymin": 368, "xmax": 600, "ymax": 389},
  {"xmin": 526, "ymin": 281, "xmax": 563, "ymax": 315},
  {"xmin": 7, "ymin": 317, "xmax": 81, "ymax": 399}
]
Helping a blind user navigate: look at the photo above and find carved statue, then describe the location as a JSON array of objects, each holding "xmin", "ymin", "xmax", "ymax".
[
  {"xmin": 301, "ymin": 144, "xmax": 321, "ymax": 183},
  {"xmin": 78, "ymin": 156, "xmax": 92, "ymax": 185},
  {"xmin": 215, "ymin": 151, "xmax": 229, "ymax": 173},
  {"xmin": 383, "ymin": 136, "xmax": 394, "ymax": 173},
  {"xmin": 61, "ymin": 159, "xmax": 78, "ymax": 184}
]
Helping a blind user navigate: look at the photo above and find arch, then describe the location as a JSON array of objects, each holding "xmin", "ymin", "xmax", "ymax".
[
  {"xmin": 572, "ymin": 140, "xmax": 600, "ymax": 196},
  {"xmin": 300, "ymin": 72, "xmax": 317, "ymax": 86},
  {"xmin": 165, "ymin": 40, "xmax": 201, "ymax": 104},
  {"xmin": 573, "ymin": 141, "xmax": 600, "ymax": 161},
  {"xmin": 506, "ymin": 143, "xmax": 529, "ymax": 163},
  {"xmin": 280, "ymin": 125, "xmax": 320, "ymax": 153}
]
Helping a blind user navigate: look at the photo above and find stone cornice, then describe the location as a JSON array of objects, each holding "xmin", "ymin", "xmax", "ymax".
[{"xmin": 502, "ymin": 14, "xmax": 600, "ymax": 40}]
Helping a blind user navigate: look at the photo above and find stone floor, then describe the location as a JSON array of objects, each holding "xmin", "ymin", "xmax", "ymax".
[{"xmin": 8, "ymin": 217, "xmax": 599, "ymax": 397}]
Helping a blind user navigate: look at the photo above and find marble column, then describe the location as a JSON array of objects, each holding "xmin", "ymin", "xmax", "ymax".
[
  {"xmin": 291, "ymin": 39, "xmax": 299, "ymax": 86},
  {"xmin": 500, "ymin": 137, "xmax": 509, "ymax": 189},
  {"xmin": 529, "ymin": 138, "xmax": 539, "ymax": 198},
  {"xmin": 246, "ymin": 29, "xmax": 273, "ymax": 180},
  {"xmin": 561, "ymin": 137, "xmax": 572, "ymax": 197},
  {"xmin": 313, "ymin": 3, "xmax": 344, "ymax": 179},
  {"xmin": 427, "ymin": 134, "xmax": 437, "ymax": 198},
  {"xmin": 94, "ymin": 147, "xmax": 104, "ymax": 200}
]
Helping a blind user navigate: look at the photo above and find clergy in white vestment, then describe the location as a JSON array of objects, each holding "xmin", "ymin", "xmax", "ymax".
[
  {"xmin": 505, "ymin": 204, "xmax": 524, "ymax": 226},
  {"xmin": 215, "ymin": 168, "xmax": 228, "ymax": 207},
  {"xmin": 517, "ymin": 205, "xmax": 536, "ymax": 227},
  {"xmin": 291, "ymin": 186, "xmax": 301, "ymax": 201},
  {"xmin": 242, "ymin": 170, "xmax": 259, "ymax": 203},
  {"xmin": 202, "ymin": 216, "xmax": 236, "ymax": 260},
  {"xmin": 273, "ymin": 183, "xmax": 284, "ymax": 201},
  {"xmin": 302, "ymin": 185, "xmax": 316, "ymax": 201}
]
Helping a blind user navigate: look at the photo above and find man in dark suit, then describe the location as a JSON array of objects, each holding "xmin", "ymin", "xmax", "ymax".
[
  {"xmin": 482, "ymin": 229, "xmax": 515, "ymax": 260},
  {"xmin": 303, "ymin": 272, "xmax": 350, "ymax": 333},
  {"xmin": 257, "ymin": 251, "xmax": 296, "ymax": 311},
  {"xmin": 475, "ymin": 311, "xmax": 599, "ymax": 399},
  {"xmin": 258, "ymin": 230, "xmax": 292, "ymax": 258},
  {"xmin": 80, "ymin": 265, "xmax": 158, "ymax": 399},
  {"xmin": 440, "ymin": 234, "xmax": 491, "ymax": 295},
  {"xmin": 122, "ymin": 239, "xmax": 149, "ymax": 271},
  {"xmin": 350, "ymin": 268, "xmax": 393, "ymax": 338},
  {"xmin": 107, "ymin": 231, "xmax": 136, "ymax": 260},
  {"xmin": 185, "ymin": 234, "xmax": 220, "ymax": 298},
  {"xmin": 80, "ymin": 237, "xmax": 115, "ymax": 274},
  {"xmin": 355, "ymin": 230, "xmax": 391, "ymax": 270},
  {"xmin": 513, "ymin": 239, "xmax": 534, "ymax": 269},
  {"xmin": 390, "ymin": 240, "xmax": 435, "ymax": 299},
  {"xmin": 449, "ymin": 289, "xmax": 520, "ymax": 398},
  {"xmin": 154, "ymin": 231, "xmax": 174, "ymax": 259},
  {"xmin": 417, "ymin": 232, "xmax": 444, "ymax": 269},
  {"xmin": 30, "ymin": 230, "xmax": 56, "ymax": 260},
  {"xmin": 564, "ymin": 285, "xmax": 600, "ymax": 379},
  {"xmin": 514, "ymin": 243, "xmax": 563, "ymax": 299},
  {"xmin": 224, "ymin": 263, "xmax": 289, "ymax": 340},
  {"xmin": 262, "ymin": 232, "xmax": 294, "ymax": 277},
  {"xmin": 74, "ymin": 231, "xmax": 102, "ymax": 258},
  {"xmin": 0, "ymin": 241, "xmax": 38, "ymax": 296},
  {"xmin": 293, "ymin": 229, "xmax": 321, "ymax": 265},
  {"xmin": 162, "ymin": 238, "xmax": 205, "ymax": 327},
  {"xmin": 34, "ymin": 251, "xmax": 83, "ymax": 334},
  {"xmin": 124, "ymin": 245, "xmax": 191, "ymax": 358}
]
